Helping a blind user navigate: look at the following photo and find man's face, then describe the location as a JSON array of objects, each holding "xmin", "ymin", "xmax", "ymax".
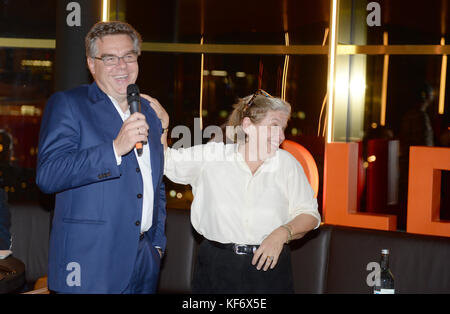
[{"xmin": 87, "ymin": 34, "xmax": 138, "ymax": 104}]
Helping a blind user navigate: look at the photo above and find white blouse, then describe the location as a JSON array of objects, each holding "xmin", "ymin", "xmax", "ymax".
[{"xmin": 164, "ymin": 142, "xmax": 321, "ymax": 245}]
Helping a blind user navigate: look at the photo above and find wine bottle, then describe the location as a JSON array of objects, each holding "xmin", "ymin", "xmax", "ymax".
[{"xmin": 373, "ymin": 249, "xmax": 395, "ymax": 294}]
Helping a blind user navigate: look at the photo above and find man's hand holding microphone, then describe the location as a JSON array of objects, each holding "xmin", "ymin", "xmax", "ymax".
[{"xmin": 113, "ymin": 84, "xmax": 148, "ymax": 157}]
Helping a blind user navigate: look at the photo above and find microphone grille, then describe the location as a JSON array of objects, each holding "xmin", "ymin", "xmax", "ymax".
[{"xmin": 127, "ymin": 84, "xmax": 140, "ymax": 97}]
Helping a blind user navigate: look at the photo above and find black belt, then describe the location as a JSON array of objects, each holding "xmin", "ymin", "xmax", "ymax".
[
  {"xmin": 208, "ymin": 240, "xmax": 259, "ymax": 255},
  {"xmin": 139, "ymin": 232, "xmax": 146, "ymax": 241}
]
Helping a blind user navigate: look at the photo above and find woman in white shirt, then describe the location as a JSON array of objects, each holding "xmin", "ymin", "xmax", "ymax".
[{"xmin": 147, "ymin": 90, "xmax": 320, "ymax": 293}]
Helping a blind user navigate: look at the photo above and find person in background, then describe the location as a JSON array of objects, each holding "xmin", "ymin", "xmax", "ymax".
[
  {"xmin": 149, "ymin": 89, "xmax": 321, "ymax": 293},
  {"xmin": 0, "ymin": 188, "xmax": 11, "ymax": 251},
  {"xmin": 0, "ymin": 131, "xmax": 12, "ymax": 251},
  {"xmin": 36, "ymin": 21, "xmax": 166, "ymax": 294},
  {"xmin": 398, "ymin": 81, "xmax": 436, "ymax": 229},
  {"xmin": 399, "ymin": 81, "xmax": 435, "ymax": 152}
]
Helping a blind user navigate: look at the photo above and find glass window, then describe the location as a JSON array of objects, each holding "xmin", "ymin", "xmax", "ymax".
[
  {"xmin": 354, "ymin": 54, "xmax": 448, "ymax": 228},
  {"xmin": 137, "ymin": 51, "xmax": 328, "ymax": 209},
  {"xmin": 202, "ymin": 54, "xmax": 286, "ymax": 127},
  {"xmin": 361, "ymin": 55, "xmax": 444, "ymax": 139},
  {"xmin": 0, "ymin": 48, "xmax": 54, "ymax": 202},
  {"xmin": 125, "ymin": 0, "xmax": 330, "ymax": 45},
  {"xmin": 137, "ymin": 52, "xmax": 201, "ymax": 131},
  {"xmin": 366, "ymin": 0, "xmax": 450, "ymax": 45},
  {"xmin": 385, "ymin": 55, "xmax": 442, "ymax": 135},
  {"xmin": 138, "ymin": 52, "xmax": 328, "ymax": 142},
  {"xmin": 0, "ymin": 0, "xmax": 57, "ymax": 38}
]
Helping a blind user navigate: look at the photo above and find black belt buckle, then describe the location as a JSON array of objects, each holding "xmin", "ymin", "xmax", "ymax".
[{"xmin": 139, "ymin": 233, "xmax": 145, "ymax": 241}]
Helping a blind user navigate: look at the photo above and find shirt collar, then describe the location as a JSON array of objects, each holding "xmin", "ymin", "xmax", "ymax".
[
  {"xmin": 234, "ymin": 143, "xmax": 280, "ymax": 175},
  {"xmin": 107, "ymin": 95, "xmax": 130, "ymax": 121}
]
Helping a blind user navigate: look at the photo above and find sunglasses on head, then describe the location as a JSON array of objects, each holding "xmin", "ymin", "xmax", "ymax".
[{"xmin": 244, "ymin": 89, "xmax": 272, "ymax": 111}]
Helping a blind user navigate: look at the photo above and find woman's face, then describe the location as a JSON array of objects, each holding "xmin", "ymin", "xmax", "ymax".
[{"xmin": 243, "ymin": 110, "xmax": 289, "ymax": 160}]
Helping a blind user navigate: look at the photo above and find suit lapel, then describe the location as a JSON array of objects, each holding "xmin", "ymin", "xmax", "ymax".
[
  {"xmin": 88, "ymin": 82, "xmax": 124, "ymax": 142},
  {"xmin": 141, "ymin": 98, "xmax": 162, "ymax": 189}
]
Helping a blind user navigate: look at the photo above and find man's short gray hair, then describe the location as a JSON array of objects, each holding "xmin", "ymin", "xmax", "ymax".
[{"xmin": 85, "ymin": 21, "xmax": 142, "ymax": 58}]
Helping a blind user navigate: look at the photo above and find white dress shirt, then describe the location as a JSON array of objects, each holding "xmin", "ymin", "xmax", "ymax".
[
  {"xmin": 164, "ymin": 142, "xmax": 321, "ymax": 245},
  {"xmin": 108, "ymin": 96, "xmax": 154, "ymax": 233}
]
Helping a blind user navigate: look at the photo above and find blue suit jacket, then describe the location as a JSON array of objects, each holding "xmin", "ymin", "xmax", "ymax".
[{"xmin": 36, "ymin": 82, "xmax": 166, "ymax": 293}]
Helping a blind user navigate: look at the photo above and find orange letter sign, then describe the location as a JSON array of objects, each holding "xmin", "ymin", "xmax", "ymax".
[
  {"xmin": 407, "ymin": 146, "xmax": 450, "ymax": 237},
  {"xmin": 323, "ymin": 142, "xmax": 397, "ymax": 230}
]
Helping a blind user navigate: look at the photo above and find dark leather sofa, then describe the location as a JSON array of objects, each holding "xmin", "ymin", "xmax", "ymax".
[
  {"xmin": 7, "ymin": 203, "xmax": 450, "ymax": 293},
  {"xmin": 158, "ymin": 208, "xmax": 450, "ymax": 294}
]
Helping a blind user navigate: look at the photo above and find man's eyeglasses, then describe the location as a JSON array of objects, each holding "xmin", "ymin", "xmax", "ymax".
[
  {"xmin": 93, "ymin": 52, "xmax": 138, "ymax": 66},
  {"xmin": 245, "ymin": 89, "xmax": 272, "ymax": 111}
]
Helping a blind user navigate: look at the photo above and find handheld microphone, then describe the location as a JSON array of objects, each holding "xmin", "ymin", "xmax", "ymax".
[{"xmin": 127, "ymin": 84, "xmax": 143, "ymax": 156}]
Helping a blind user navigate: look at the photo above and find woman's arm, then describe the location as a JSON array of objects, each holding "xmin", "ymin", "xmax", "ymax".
[
  {"xmin": 283, "ymin": 213, "xmax": 319, "ymax": 241},
  {"xmin": 252, "ymin": 213, "xmax": 319, "ymax": 271}
]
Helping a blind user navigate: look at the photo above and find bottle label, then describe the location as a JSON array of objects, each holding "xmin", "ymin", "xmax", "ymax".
[{"xmin": 374, "ymin": 289, "xmax": 395, "ymax": 294}]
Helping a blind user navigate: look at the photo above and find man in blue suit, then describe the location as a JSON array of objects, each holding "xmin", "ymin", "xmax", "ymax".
[{"xmin": 36, "ymin": 21, "xmax": 167, "ymax": 293}]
